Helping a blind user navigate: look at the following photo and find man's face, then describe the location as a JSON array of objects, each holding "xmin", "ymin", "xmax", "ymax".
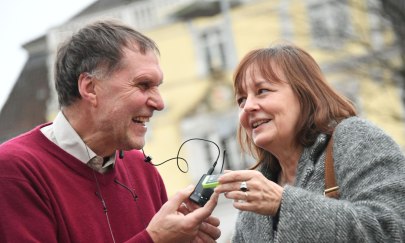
[{"xmin": 93, "ymin": 47, "xmax": 164, "ymax": 152}]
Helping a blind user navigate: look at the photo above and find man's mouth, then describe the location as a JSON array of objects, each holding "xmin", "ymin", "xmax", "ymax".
[
  {"xmin": 132, "ymin": 117, "xmax": 150, "ymax": 126},
  {"xmin": 252, "ymin": 119, "xmax": 270, "ymax": 129}
]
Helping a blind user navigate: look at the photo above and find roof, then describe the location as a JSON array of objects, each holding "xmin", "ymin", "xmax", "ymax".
[
  {"xmin": 171, "ymin": 0, "xmax": 241, "ymax": 20},
  {"xmin": 70, "ymin": 0, "xmax": 142, "ymax": 20}
]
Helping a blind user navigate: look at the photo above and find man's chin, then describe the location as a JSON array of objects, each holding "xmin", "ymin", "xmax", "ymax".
[{"xmin": 131, "ymin": 138, "xmax": 145, "ymax": 150}]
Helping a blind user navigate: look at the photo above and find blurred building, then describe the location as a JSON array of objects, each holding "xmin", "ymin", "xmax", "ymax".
[
  {"xmin": 0, "ymin": 36, "xmax": 50, "ymax": 142},
  {"xmin": 1, "ymin": 0, "xmax": 404, "ymax": 241}
]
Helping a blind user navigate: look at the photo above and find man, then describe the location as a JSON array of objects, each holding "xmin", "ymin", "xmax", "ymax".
[{"xmin": 0, "ymin": 20, "xmax": 220, "ymax": 242}]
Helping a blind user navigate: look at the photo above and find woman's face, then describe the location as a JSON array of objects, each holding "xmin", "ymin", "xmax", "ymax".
[{"xmin": 236, "ymin": 65, "xmax": 301, "ymax": 152}]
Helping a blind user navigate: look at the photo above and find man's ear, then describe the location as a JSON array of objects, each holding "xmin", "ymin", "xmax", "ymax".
[{"xmin": 78, "ymin": 73, "xmax": 97, "ymax": 106}]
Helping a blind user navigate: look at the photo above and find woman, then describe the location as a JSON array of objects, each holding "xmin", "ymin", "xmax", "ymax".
[{"xmin": 215, "ymin": 43, "xmax": 405, "ymax": 242}]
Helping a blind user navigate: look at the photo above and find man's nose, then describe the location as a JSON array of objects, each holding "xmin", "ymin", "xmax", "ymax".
[{"xmin": 148, "ymin": 90, "xmax": 165, "ymax": 111}]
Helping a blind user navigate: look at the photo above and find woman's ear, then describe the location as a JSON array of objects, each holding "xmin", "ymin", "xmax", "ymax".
[{"xmin": 78, "ymin": 73, "xmax": 97, "ymax": 106}]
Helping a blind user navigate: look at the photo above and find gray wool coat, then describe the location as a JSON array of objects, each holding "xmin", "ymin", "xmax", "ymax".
[{"xmin": 232, "ymin": 116, "xmax": 405, "ymax": 243}]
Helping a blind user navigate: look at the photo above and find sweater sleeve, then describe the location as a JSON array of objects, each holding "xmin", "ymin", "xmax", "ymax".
[
  {"xmin": 275, "ymin": 118, "xmax": 405, "ymax": 242},
  {"xmin": 0, "ymin": 176, "xmax": 58, "ymax": 242}
]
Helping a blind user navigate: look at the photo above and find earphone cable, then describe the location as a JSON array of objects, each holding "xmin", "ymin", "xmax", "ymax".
[
  {"xmin": 220, "ymin": 149, "xmax": 226, "ymax": 173},
  {"xmin": 84, "ymin": 144, "xmax": 116, "ymax": 243},
  {"xmin": 92, "ymin": 171, "xmax": 116, "ymax": 243},
  {"xmin": 143, "ymin": 138, "xmax": 221, "ymax": 173}
]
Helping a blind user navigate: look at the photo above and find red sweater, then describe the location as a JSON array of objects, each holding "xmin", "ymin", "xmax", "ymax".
[{"xmin": 0, "ymin": 124, "xmax": 168, "ymax": 242}]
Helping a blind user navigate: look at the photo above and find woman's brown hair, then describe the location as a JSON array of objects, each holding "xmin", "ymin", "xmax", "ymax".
[{"xmin": 233, "ymin": 43, "xmax": 357, "ymax": 174}]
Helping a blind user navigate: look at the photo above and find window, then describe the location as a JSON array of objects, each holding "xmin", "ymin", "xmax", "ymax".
[
  {"xmin": 200, "ymin": 26, "xmax": 227, "ymax": 75},
  {"xmin": 307, "ymin": 0, "xmax": 352, "ymax": 49}
]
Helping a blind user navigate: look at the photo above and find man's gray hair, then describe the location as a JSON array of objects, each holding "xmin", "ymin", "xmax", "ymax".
[{"xmin": 54, "ymin": 19, "xmax": 160, "ymax": 107}]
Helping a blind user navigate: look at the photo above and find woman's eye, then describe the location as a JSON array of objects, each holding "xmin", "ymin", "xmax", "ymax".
[
  {"xmin": 258, "ymin": 89, "xmax": 269, "ymax": 94},
  {"xmin": 237, "ymin": 97, "xmax": 246, "ymax": 107}
]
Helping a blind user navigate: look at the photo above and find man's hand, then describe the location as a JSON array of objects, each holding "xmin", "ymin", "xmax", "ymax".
[
  {"xmin": 146, "ymin": 185, "xmax": 221, "ymax": 243},
  {"xmin": 180, "ymin": 195, "xmax": 221, "ymax": 243}
]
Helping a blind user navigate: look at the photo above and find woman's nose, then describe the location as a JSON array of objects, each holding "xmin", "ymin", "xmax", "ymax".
[{"xmin": 243, "ymin": 96, "xmax": 258, "ymax": 112}]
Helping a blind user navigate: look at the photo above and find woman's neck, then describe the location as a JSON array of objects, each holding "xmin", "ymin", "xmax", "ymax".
[{"xmin": 274, "ymin": 145, "xmax": 303, "ymax": 186}]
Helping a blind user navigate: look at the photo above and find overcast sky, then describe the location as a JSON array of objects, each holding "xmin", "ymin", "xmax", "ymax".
[{"xmin": 0, "ymin": 0, "xmax": 96, "ymax": 110}]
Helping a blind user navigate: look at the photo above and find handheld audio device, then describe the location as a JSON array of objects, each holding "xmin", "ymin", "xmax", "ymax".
[
  {"xmin": 202, "ymin": 174, "xmax": 221, "ymax": 189},
  {"xmin": 189, "ymin": 150, "xmax": 226, "ymax": 206},
  {"xmin": 189, "ymin": 174, "xmax": 214, "ymax": 207}
]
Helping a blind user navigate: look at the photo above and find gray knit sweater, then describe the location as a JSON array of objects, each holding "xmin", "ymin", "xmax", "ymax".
[{"xmin": 232, "ymin": 116, "xmax": 405, "ymax": 242}]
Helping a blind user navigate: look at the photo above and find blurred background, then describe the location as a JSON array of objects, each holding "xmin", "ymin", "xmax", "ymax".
[{"xmin": 1, "ymin": 0, "xmax": 404, "ymax": 242}]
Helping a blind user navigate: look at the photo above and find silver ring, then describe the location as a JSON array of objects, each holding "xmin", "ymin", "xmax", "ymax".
[{"xmin": 240, "ymin": 181, "xmax": 248, "ymax": 192}]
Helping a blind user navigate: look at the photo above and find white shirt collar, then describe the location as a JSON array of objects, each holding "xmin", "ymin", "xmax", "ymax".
[{"xmin": 40, "ymin": 111, "xmax": 116, "ymax": 170}]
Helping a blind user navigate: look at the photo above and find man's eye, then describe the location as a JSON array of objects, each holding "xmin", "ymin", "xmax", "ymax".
[{"xmin": 138, "ymin": 82, "xmax": 150, "ymax": 90}]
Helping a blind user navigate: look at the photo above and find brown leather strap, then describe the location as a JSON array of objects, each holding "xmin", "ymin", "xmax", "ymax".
[{"xmin": 324, "ymin": 135, "xmax": 340, "ymax": 199}]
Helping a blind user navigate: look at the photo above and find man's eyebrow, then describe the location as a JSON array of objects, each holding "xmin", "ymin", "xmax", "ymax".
[{"xmin": 136, "ymin": 74, "xmax": 163, "ymax": 85}]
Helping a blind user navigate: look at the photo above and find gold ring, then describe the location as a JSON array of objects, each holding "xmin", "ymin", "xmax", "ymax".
[{"xmin": 244, "ymin": 192, "xmax": 248, "ymax": 201}]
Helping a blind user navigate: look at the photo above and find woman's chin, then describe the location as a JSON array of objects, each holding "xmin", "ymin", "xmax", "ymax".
[{"xmin": 253, "ymin": 136, "xmax": 270, "ymax": 148}]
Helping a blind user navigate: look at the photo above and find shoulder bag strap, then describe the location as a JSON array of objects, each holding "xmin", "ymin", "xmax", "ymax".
[{"xmin": 324, "ymin": 134, "xmax": 340, "ymax": 199}]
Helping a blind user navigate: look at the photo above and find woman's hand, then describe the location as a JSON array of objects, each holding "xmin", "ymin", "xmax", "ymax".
[{"xmin": 215, "ymin": 170, "xmax": 283, "ymax": 216}]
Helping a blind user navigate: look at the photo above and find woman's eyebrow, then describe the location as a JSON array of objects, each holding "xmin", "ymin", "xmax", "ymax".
[{"xmin": 254, "ymin": 80, "xmax": 269, "ymax": 87}]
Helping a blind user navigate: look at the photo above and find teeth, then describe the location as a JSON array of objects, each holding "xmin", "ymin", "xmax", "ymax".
[
  {"xmin": 252, "ymin": 120, "xmax": 269, "ymax": 128},
  {"xmin": 133, "ymin": 117, "xmax": 149, "ymax": 124}
]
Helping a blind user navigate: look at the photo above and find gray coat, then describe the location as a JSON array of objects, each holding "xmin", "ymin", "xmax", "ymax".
[{"xmin": 232, "ymin": 117, "xmax": 405, "ymax": 242}]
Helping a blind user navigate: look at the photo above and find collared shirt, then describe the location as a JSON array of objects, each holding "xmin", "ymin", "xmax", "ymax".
[{"xmin": 40, "ymin": 111, "xmax": 115, "ymax": 173}]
